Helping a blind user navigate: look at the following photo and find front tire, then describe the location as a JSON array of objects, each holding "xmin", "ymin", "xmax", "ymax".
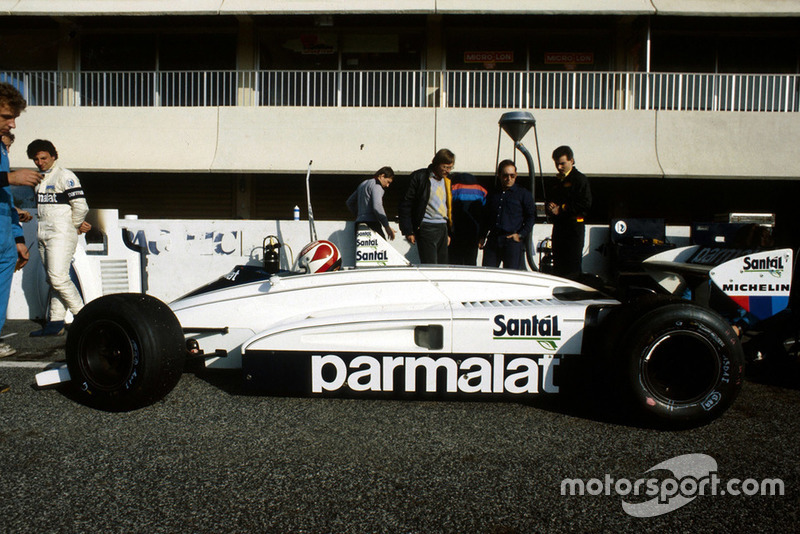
[
  {"xmin": 66, "ymin": 293, "xmax": 185, "ymax": 411},
  {"xmin": 617, "ymin": 302, "xmax": 744, "ymax": 427}
]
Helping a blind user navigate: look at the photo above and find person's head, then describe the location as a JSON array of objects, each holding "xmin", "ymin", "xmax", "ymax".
[
  {"xmin": 552, "ymin": 145, "xmax": 575, "ymax": 176},
  {"xmin": 27, "ymin": 139, "xmax": 58, "ymax": 172},
  {"xmin": 1, "ymin": 132, "xmax": 14, "ymax": 150},
  {"xmin": 0, "ymin": 82, "xmax": 27, "ymax": 137},
  {"xmin": 497, "ymin": 159, "xmax": 517, "ymax": 190},
  {"xmin": 431, "ymin": 148, "xmax": 455, "ymax": 179},
  {"xmin": 373, "ymin": 166, "xmax": 395, "ymax": 189}
]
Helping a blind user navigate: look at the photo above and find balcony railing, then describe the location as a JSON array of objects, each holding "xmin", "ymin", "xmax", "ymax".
[{"xmin": 2, "ymin": 70, "xmax": 798, "ymax": 112}]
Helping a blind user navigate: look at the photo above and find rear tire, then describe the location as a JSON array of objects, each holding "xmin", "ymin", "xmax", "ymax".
[
  {"xmin": 66, "ymin": 293, "xmax": 185, "ymax": 411},
  {"xmin": 618, "ymin": 302, "xmax": 744, "ymax": 427}
]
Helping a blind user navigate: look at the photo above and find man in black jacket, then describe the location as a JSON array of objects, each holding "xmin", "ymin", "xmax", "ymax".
[
  {"xmin": 398, "ymin": 149, "xmax": 454, "ymax": 264},
  {"xmin": 546, "ymin": 145, "xmax": 591, "ymax": 279},
  {"xmin": 479, "ymin": 160, "xmax": 535, "ymax": 269},
  {"xmin": 449, "ymin": 172, "xmax": 487, "ymax": 265}
]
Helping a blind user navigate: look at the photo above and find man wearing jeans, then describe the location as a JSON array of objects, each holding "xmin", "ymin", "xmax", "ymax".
[
  {"xmin": 480, "ymin": 160, "xmax": 535, "ymax": 270},
  {"xmin": 398, "ymin": 149, "xmax": 454, "ymax": 264}
]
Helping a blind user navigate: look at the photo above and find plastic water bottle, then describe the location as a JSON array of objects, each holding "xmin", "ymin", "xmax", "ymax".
[{"xmin": 293, "ymin": 205, "xmax": 300, "ymax": 221}]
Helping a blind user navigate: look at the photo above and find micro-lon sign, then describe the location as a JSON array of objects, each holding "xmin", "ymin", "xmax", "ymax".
[
  {"xmin": 464, "ymin": 51, "xmax": 514, "ymax": 64},
  {"xmin": 544, "ymin": 52, "xmax": 594, "ymax": 65}
]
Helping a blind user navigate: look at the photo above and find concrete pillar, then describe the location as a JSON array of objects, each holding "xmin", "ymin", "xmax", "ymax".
[
  {"xmin": 236, "ymin": 16, "xmax": 257, "ymax": 106},
  {"xmin": 425, "ymin": 14, "xmax": 444, "ymax": 107},
  {"xmin": 614, "ymin": 16, "xmax": 648, "ymax": 110},
  {"xmin": 57, "ymin": 21, "xmax": 79, "ymax": 106}
]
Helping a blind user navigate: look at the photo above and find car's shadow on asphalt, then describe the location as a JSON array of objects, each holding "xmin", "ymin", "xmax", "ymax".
[
  {"xmin": 189, "ymin": 365, "xmax": 666, "ymax": 430},
  {"xmin": 744, "ymin": 360, "xmax": 800, "ymax": 391},
  {"xmin": 38, "ymin": 358, "xmax": 799, "ymax": 428}
]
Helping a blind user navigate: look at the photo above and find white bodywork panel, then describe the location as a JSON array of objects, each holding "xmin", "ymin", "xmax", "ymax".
[{"xmin": 169, "ymin": 265, "xmax": 616, "ymax": 369}]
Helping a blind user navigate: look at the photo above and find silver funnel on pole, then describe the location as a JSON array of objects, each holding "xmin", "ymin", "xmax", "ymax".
[
  {"xmin": 497, "ymin": 111, "xmax": 544, "ymax": 270},
  {"xmin": 499, "ymin": 111, "xmax": 536, "ymax": 143}
]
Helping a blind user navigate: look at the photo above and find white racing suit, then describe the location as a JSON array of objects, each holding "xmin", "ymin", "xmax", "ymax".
[{"xmin": 35, "ymin": 164, "xmax": 89, "ymax": 322}]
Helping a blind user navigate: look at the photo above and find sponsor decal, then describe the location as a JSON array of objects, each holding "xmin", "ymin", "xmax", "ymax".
[
  {"xmin": 493, "ymin": 314, "xmax": 562, "ymax": 350},
  {"xmin": 311, "ymin": 353, "xmax": 560, "ymax": 395},
  {"xmin": 711, "ymin": 249, "xmax": 793, "ymax": 320},
  {"xmin": 689, "ymin": 247, "xmax": 753, "ymax": 266},
  {"xmin": 37, "ymin": 192, "xmax": 67, "ymax": 204},
  {"xmin": 356, "ymin": 236, "xmax": 379, "ymax": 247},
  {"xmin": 355, "ymin": 228, "xmax": 392, "ymax": 266},
  {"xmin": 741, "ymin": 254, "xmax": 784, "ymax": 275},
  {"xmin": 127, "ymin": 229, "xmax": 239, "ymax": 256},
  {"xmin": 721, "ymin": 283, "xmax": 790, "ymax": 293},
  {"xmin": 66, "ymin": 187, "xmax": 85, "ymax": 199},
  {"xmin": 356, "ymin": 249, "xmax": 388, "ymax": 262},
  {"xmin": 700, "ymin": 391, "xmax": 722, "ymax": 411}
]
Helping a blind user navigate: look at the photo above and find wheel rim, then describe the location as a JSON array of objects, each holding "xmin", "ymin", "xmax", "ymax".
[
  {"xmin": 77, "ymin": 319, "xmax": 139, "ymax": 391},
  {"xmin": 640, "ymin": 329, "xmax": 722, "ymax": 405}
]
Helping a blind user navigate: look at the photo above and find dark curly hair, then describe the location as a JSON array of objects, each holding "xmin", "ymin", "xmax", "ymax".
[{"xmin": 26, "ymin": 139, "xmax": 58, "ymax": 160}]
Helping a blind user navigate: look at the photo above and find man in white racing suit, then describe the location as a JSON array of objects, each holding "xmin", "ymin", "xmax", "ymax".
[{"xmin": 26, "ymin": 139, "xmax": 90, "ymax": 336}]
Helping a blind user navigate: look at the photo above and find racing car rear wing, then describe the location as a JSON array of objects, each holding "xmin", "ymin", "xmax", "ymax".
[
  {"xmin": 709, "ymin": 248, "xmax": 793, "ymax": 321},
  {"xmin": 643, "ymin": 246, "xmax": 793, "ymax": 322}
]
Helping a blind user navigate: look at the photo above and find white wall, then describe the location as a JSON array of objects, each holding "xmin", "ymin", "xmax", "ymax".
[
  {"xmin": 213, "ymin": 108, "xmax": 437, "ymax": 174},
  {"xmin": 655, "ymin": 111, "xmax": 800, "ymax": 178},
  {"xmin": 10, "ymin": 107, "xmax": 800, "ymax": 179},
  {"xmin": 5, "ymin": 0, "xmax": 797, "ymax": 16},
  {"xmin": 651, "ymin": 0, "xmax": 800, "ymax": 16}
]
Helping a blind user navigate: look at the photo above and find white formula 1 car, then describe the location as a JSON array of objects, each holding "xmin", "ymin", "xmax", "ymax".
[
  {"xmin": 37, "ymin": 232, "xmax": 791, "ymax": 429},
  {"xmin": 36, "ymin": 111, "xmax": 792, "ymax": 427}
]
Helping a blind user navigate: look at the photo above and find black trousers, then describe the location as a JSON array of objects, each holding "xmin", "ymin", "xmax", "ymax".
[
  {"xmin": 552, "ymin": 222, "xmax": 585, "ymax": 279},
  {"xmin": 417, "ymin": 222, "xmax": 448, "ymax": 264},
  {"xmin": 449, "ymin": 237, "xmax": 479, "ymax": 266},
  {"xmin": 481, "ymin": 233, "xmax": 524, "ymax": 270}
]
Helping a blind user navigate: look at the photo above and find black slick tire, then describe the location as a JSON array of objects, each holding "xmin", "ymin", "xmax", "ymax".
[
  {"xmin": 618, "ymin": 302, "xmax": 744, "ymax": 428},
  {"xmin": 65, "ymin": 293, "xmax": 185, "ymax": 411}
]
